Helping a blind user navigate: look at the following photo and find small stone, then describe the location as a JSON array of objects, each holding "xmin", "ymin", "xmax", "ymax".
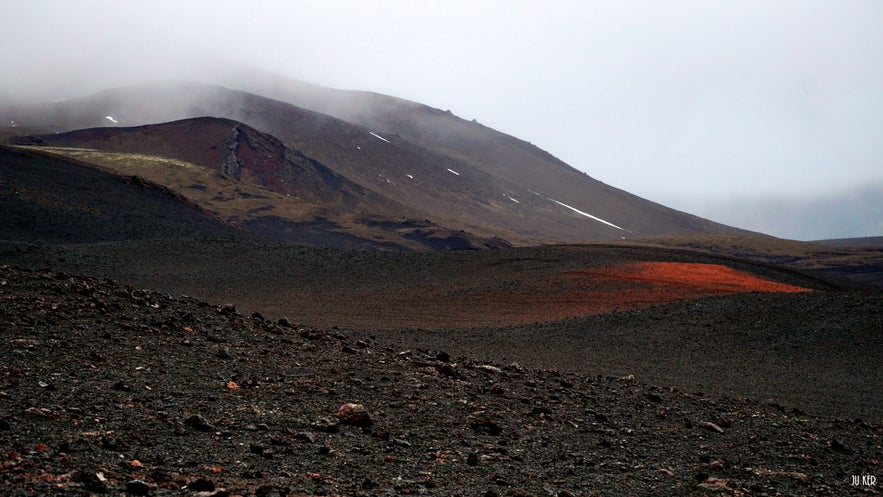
[
  {"xmin": 111, "ymin": 381, "xmax": 132, "ymax": 392},
  {"xmin": 124, "ymin": 479, "xmax": 150, "ymax": 495},
  {"xmin": 277, "ymin": 316, "xmax": 293, "ymax": 328},
  {"xmin": 187, "ymin": 478, "xmax": 215, "ymax": 492},
  {"xmin": 698, "ymin": 421, "xmax": 725, "ymax": 433},
  {"xmin": 311, "ymin": 417, "xmax": 340, "ymax": 433},
  {"xmin": 72, "ymin": 471, "xmax": 108, "ymax": 493},
  {"xmin": 469, "ymin": 419, "xmax": 503, "ymax": 436},
  {"xmin": 269, "ymin": 435, "xmax": 290, "ymax": 446},
  {"xmin": 437, "ymin": 363, "xmax": 460, "ymax": 377},
  {"xmin": 295, "ymin": 432, "xmax": 315, "ymax": 443},
  {"xmin": 391, "ymin": 438, "xmax": 411, "ymax": 447},
  {"xmin": 184, "ymin": 414, "xmax": 215, "ymax": 432},
  {"xmin": 337, "ymin": 403, "xmax": 373, "ymax": 427},
  {"xmin": 467, "ymin": 452, "xmax": 480, "ymax": 466},
  {"xmin": 829, "ymin": 439, "xmax": 850, "ymax": 453},
  {"xmin": 149, "ymin": 470, "xmax": 172, "ymax": 483},
  {"xmin": 436, "ymin": 351, "xmax": 451, "ymax": 362},
  {"xmin": 475, "ymin": 364, "xmax": 502, "ymax": 374},
  {"xmin": 255, "ymin": 485, "xmax": 285, "ymax": 497}
]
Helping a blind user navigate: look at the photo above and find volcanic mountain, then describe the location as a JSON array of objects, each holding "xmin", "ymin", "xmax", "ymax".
[
  {"xmin": 1, "ymin": 76, "xmax": 881, "ymax": 496},
  {"xmin": 10, "ymin": 118, "xmax": 507, "ymax": 250},
  {"xmin": 1, "ymin": 80, "xmax": 753, "ymax": 246}
]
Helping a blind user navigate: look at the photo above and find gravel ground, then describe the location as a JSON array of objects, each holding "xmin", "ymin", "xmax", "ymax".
[
  {"xmin": 1, "ymin": 265, "xmax": 880, "ymax": 496},
  {"xmin": 371, "ymin": 290, "xmax": 883, "ymax": 421}
]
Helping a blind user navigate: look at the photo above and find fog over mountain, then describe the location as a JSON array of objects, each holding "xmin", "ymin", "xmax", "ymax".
[{"xmin": 3, "ymin": 1, "xmax": 881, "ymax": 239}]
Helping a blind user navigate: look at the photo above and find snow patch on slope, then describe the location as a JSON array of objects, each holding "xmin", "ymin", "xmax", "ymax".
[
  {"xmin": 105, "ymin": 116, "xmax": 118, "ymax": 124},
  {"xmin": 550, "ymin": 198, "xmax": 624, "ymax": 230},
  {"xmin": 531, "ymin": 190, "xmax": 625, "ymax": 231},
  {"xmin": 369, "ymin": 131, "xmax": 390, "ymax": 143}
]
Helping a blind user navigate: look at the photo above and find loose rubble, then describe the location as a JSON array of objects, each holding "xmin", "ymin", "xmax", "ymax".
[{"xmin": 0, "ymin": 265, "xmax": 879, "ymax": 495}]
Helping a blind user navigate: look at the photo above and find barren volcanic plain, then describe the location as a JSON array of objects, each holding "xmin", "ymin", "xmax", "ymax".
[
  {"xmin": 1, "ymin": 79, "xmax": 881, "ymax": 495},
  {"xmin": 1, "ymin": 237, "xmax": 880, "ymax": 496}
]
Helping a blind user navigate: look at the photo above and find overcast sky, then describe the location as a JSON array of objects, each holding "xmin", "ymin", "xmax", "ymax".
[{"xmin": 4, "ymin": 1, "xmax": 882, "ymax": 238}]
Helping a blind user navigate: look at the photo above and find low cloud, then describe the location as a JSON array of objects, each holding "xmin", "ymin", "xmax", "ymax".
[{"xmin": 3, "ymin": 0, "xmax": 881, "ymax": 236}]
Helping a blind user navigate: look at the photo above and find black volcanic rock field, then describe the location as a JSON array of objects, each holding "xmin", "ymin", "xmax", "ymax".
[
  {"xmin": 1, "ymin": 236, "xmax": 881, "ymax": 495},
  {"xmin": 1, "ymin": 264, "xmax": 880, "ymax": 496},
  {"xmin": 1, "ymin": 78, "xmax": 881, "ymax": 495}
]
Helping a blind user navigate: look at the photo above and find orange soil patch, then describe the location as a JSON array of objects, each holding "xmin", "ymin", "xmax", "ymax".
[
  {"xmin": 484, "ymin": 262, "xmax": 812, "ymax": 325},
  {"xmin": 268, "ymin": 262, "xmax": 811, "ymax": 330},
  {"xmin": 582, "ymin": 262, "xmax": 812, "ymax": 294}
]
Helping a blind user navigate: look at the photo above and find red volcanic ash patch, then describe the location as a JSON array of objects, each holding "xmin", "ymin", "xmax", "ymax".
[
  {"xmin": 599, "ymin": 262, "xmax": 812, "ymax": 294},
  {"xmin": 286, "ymin": 261, "xmax": 813, "ymax": 330},
  {"xmin": 497, "ymin": 262, "xmax": 813, "ymax": 326}
]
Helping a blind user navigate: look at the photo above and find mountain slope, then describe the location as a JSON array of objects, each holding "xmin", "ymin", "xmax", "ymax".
[
  {"xmin": 25, "ymin": 117, "xmax": 397, "ymax": 214},
  {"xmin": 1, "ymin": 80, "xmax": 754, "ymax": 244},
  {"xmin": 218, "ymin": 70, "xmax": 743, "ymax": 238},
  {"xmin": 0, "ymin": 145, "xmax": 244, "ymax": 243},
  {"xmin": 10, "ymin": 119, "xmax": 505, "ymax": 250}
]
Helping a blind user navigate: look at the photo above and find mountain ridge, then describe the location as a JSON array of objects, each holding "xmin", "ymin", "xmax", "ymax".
[
  {"xmin": 6, "ymin": 120, "xmax": 508, "ymax": 251},
  {"xmin": 0, "ymin": 79, "xmax": 756, "ymax": 246}
]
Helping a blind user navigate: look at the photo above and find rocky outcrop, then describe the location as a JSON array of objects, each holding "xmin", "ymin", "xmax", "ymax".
[{"xmin": 220, "ymin": 126, "xmax": 243, "ymax": 177}]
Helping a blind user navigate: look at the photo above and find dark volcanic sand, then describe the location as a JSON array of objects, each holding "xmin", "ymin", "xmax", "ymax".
[
  {"xmin": 373, "ymin": 290, "xmax": 882, "ymax": 421},
  {"xmin": 1, "ymin": 265, "xmax": 880, "ymax": 496},
  {"xmin": 0, "ymin": 240, "xmax": 840, "ymax": 329}
]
